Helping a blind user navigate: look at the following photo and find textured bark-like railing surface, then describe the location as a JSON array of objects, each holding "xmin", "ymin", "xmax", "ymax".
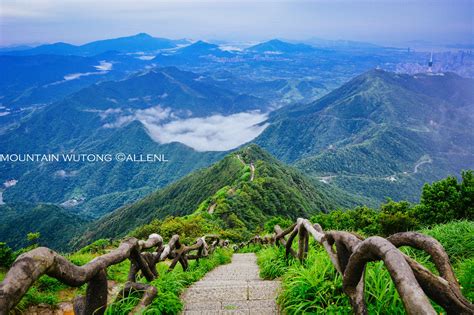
[
  {"xmin": 240, "ymin": 218, "xmax": 474, "ymax": 315},
  {"xmin": 0, "ymin": 234, "xmax": 222, "ymax": 315}
]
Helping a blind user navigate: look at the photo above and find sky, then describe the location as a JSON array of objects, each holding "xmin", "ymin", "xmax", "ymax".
[{"xmin": 0, "ymin": 0, "xmax": 473, "ymax": 47}]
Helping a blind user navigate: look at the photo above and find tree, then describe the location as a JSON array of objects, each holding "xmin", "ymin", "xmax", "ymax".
[
  {"xmin": 0, "ymin": 242, "xmax": 14, "ymax": 267},
  {"xmin": 27, "ymin": 232, "xmax": 41, "ymax": 243},
  {"xmin": 459, "ymin": 170, "xmax": 474, "ymax": 220},
  {"xmin": 264, "ymin": 216, "xmax": 293, "ymax": 233},
  {"xmin": 378, "ymin": 200, "xmax": 418, "ymax": 236},
  {"xmin": 416, "ymin": 170, "xmax": 474, "ymax": 225}
]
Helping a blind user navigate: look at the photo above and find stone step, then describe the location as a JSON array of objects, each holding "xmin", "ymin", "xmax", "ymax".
[
  {"xmin": 183, "ymin": 309, "xmax": 278, "ymax": 315},
  {"xmin": 181, "ymin": 254, "xmax": 280, "ymax": 315},
  {"xmin": 183, "ymin": 281, "xmax": 280, "ymax": 301}
]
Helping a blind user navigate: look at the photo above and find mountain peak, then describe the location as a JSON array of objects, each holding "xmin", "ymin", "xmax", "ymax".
[
  {"xmin": 266, "ymin": 39, "xmax": 285, "ymax": 45},
  {"xmin": 133, "ymin": 32, "xmax": 153, "ymax": 38},
  {"xmin": 190, "ymin": 40, "xmax": 217, "ymax": 48},
  {"xmin": 248, "ymin": 39, "xmax": 315, "ymax": 53}
]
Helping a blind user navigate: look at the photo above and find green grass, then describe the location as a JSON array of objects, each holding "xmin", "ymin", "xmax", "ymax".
[
  {"xmin": 456, "ymin": 258, "xmax": 474, "ymax": 301},
  {"xmin": 256, "ymin": 221, "xmax": 474, "ymax": 314},
  {"xmin": 105, "ymin": 248, "xmax": 232, "ymax": 314},
  {"xmin": 421, "ymin": 220, "xmax": 474, "ymax": 261},
  {"xmin": 237, "ymin": 243, "xmax": 265, "ymax": 253},
  {"xmin": 11, "ymin": 247, "xmax": 231, "ymax": 314}
]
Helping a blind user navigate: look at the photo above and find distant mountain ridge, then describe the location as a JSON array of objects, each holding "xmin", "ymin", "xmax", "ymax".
[
  {"xmin": 254, "ymin": 69, "xmax": 474, "ymax": 202},
  {"xmin": 1, "ymin": 33, "xmax": 188, "ymax": 56},
  {"xmin": 247, "ymin": 39, "xmax": 316, "ymax": 53}
]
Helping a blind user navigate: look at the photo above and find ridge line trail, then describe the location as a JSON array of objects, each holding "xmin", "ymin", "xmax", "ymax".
[
  {"xmin": 181, "ymin": 253, "xmax": 280, "ymax": 314},
  {"xmin": 236, "ymin": 154, "xmax": 255, "ymax": 182},
  {"xmin": 207, "ymin": 155, "xmax": 255, "ymax": 213}
]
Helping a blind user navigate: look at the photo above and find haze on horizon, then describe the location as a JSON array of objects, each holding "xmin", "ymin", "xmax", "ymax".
[{"xmin": 0, "ymin": 0, "xmax": 473, "ymax": 47}]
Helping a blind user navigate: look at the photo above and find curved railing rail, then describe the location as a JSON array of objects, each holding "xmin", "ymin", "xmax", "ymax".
[
  {"xmin": 0, "ymin": 234, "xmax": 227, "ymax": 315},
  {"xmin": 238, "ymin": 218, "xmax": 474, "ymax": 315}
]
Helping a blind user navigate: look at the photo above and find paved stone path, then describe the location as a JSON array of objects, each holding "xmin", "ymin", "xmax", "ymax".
[{"xmin": 181, "ymin": 253, "xmax": 280, "ymax": 314}]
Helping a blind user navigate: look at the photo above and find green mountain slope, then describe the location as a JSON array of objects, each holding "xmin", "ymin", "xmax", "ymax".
[
  {"xmin": 255, "ymin": 70, "xmax": 474, "ymax": 202},
  {"xmin": 76, "ymin": 145, "xmax": 360, "ymax": 246},
  {"xmin": 0, "ymin": 203, "xmax": 88, "ymax": 250},
  {"xmin": 2, "ymin": 121, "xmax": 223, "ymax": 217},
  {"xmin": 1, "ymin": 66, "xmax": 267, "ymax": 215}
]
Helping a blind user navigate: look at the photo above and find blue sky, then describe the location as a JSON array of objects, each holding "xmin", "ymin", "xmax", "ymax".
[{"xmin": 0, "ymin": 0, "xmax": 472, "ymax": 46}]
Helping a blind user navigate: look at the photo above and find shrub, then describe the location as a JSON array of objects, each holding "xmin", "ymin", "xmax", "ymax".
[
  {"xmin": 77, "ymin": 239, "xmax": 111, "ymax": 254},
  {"xmin": 0, "ymin": 242, "xmax": 14, "ymax": 267},
  {"xmin": 415, "ymin": 170, "xmax": 474, "ymax": 225},
  {"xmin": 378, "ymin": 200, "xmax": 418, "ymax": 236},
  {"xmin": 264, "ymin": 216, "xmax": 293, "ymax": 234}
]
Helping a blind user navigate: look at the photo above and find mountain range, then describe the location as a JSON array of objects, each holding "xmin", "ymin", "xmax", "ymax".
[
  {"xmin": 255, "ymin": 69, "xmax": 474, "ymax": 201},
  {"xmin": 1, "ymin": 33, "xmax": 473, "ymax": 251},
  {"xmin": 1, "ymin": 65, "xmax": 269, "ymax": 215},
  {"xmin": 1, "ymin": 33, "xmax": 188, "ymax": 56}
]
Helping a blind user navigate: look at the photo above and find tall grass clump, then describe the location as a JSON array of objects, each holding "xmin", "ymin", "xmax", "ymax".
[
  {"xmin": 257, "ymin": 246, "xmax": 293, "ymax": 280},
  {"xmin": 277, "ymin": 248, "xmax": 351, "ymax": 314},
  {"xmin": 421, "ymin": 220, "xmax": 474, "ymax": 261},
  {"xmin": 456, "ymin": 258, "xmax": 474, "ymax": 301},
  {"xmin": 269, "ymin": 237, "xmax": 459, "ymax": 314},
  {"xmin": 238, "ymin": 243, "xmax": 265, "ymax": 253}
]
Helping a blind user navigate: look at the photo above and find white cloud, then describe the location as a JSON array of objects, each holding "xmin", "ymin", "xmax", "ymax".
[
  {"xmin": 65, "ymin": 60, "xmax": 113, "ymax": 80},
  {"xmin": 44, "ymin": 60, "xmax": 114, "ymax": 87},
  {"xmin": 94, "ymin": 61, "xmax": 113, "ymax": 71},
  {"xmin": 4, "ymin": 179, "xmax": 18, "ymax": 188},
  {"xmin": 97, "ymin": 105, "xmax": 268, "ymax": 151},
  {"xmin": 143, "ymin": 111, "xmax": 269, "ymax": 151},
  {"xmin": 136, "ymin": 55, "xmax": 155, "ymax": 60},
  {"xmin": 102, "ymin": 105, "xmax": 172, "ymax": 128},
  {"xmin": 101, "ymin": 105, "xmax": 268, "ymax": 151}
]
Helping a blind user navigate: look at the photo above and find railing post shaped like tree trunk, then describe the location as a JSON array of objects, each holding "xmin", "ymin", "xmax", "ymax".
[
  {"xmin": 250, "ymin": 217, "xmax": 474, "ymax": 315},
  {"xmin": 0, "ymin": 232, "xmax": 225, "ymax": 315},
  {"xmin": 0, "ymin": 236, "xmax": 159, "ymax": 314}
]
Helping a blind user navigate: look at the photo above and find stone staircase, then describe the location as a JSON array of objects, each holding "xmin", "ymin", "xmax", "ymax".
[{"xmin": 181, "ymin": 253, "xmax": 280, "ymax": 314}]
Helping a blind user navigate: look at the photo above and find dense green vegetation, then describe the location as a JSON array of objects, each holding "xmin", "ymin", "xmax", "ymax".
[
  {"xmin": 0, "ymin": 203, "xmax": 88, "ymax": 250},
  {"xmin": 256, "ymin": 221, "xmax": 473, "ymax": 314},
  {"xmin": 0, "ymin": 65, "xmax": 267, "ymax": 213},
  {"xmin": 2, "ymin": 164, "xmax": 472, "ymax": 313},
  {"xmin": 255, "ymin": 70, "xmax": 474, "ymax": 203},
  {"xmin": 78, "ymin": 145, "xmax": 361, "ymax": 246},
  {"xmin": 2, "ymin": 126, "xmax": 222, "ymax": 217},
  {"xmin": 311, "ymin": 170, "xmax": 473, "ymax": 236}
]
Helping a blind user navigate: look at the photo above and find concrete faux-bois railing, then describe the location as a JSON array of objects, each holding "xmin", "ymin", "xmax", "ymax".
[
  {"xmin": 1, "ymin": 217, "xmax": 473, "ymax": 315},
  {"xmin": 0, "ymin": 233, "xmax": 226, "ymax": 315},
  {"xmin": 238, "ymin": 218, "xmax": 474, "ymax": 315}
]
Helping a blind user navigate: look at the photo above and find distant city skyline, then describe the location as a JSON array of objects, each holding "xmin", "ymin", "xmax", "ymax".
[{"xmin": 1, "ymin": 0, "xmax": 473, "ymax": 47}]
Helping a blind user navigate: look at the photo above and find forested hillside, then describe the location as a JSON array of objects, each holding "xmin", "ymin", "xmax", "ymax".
[
  {"xmin": 255, "ymin": 70, "xmax": 474, "ymax": 203},
  {"xmin": 76, "ymin": 145, "xmax": 362, "ymax": 246}
]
